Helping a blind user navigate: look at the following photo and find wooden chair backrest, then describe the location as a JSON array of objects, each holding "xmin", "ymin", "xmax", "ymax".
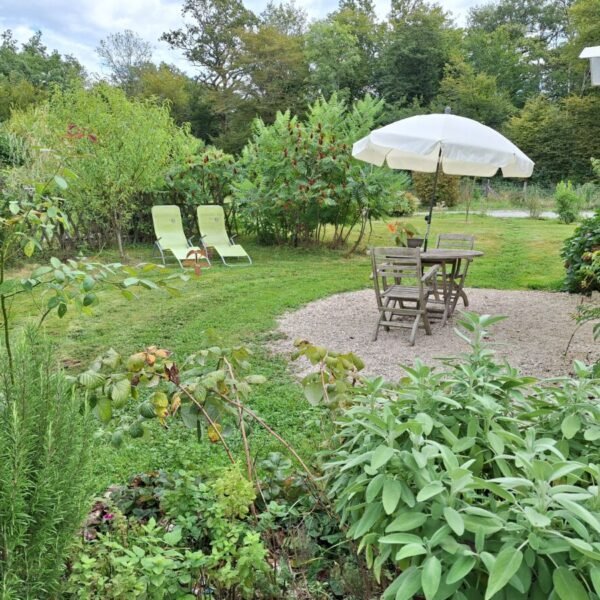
[
  {"xmin": 436, "ymin": 233, "xmax": 475, "ymax": 250},
  {"xmin": 371, "ymin": 247, "xmax": 422, "ymax": 306}
]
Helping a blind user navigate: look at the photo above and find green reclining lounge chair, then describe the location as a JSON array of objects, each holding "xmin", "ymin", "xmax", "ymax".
[
  {"xmin": 152, "ymin": 205, "xmax": 210, "ymax": 268},
  {"xmin": 197, "ymin": 205, "xmax": 252, "ymax": 266}
]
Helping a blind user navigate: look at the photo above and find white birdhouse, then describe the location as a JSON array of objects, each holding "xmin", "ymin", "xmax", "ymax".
[{"xmin": 580, "ymin": 46, "xmax": 600, "ymax": 86}]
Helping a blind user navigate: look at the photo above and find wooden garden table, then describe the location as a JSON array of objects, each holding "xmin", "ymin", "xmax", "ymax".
[{"xmin": 420, "ymin": 248, "xmax": 484, "ymax": 325}]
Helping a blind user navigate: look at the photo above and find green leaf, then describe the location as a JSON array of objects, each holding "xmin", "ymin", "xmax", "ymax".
[
  {"xmin": 353, "ymin": 503, "xmax": 383, "ymax": 539},
  {"xmin": 111, "ymin": 379, "xmax": 131, "ymax": 404},
  {"xmin": 379, "ymin": 533, "xmax": 422, "ymax": 545},
  {"xmin": 24, "ymin": 239, "xmax": 35, "ymax": 257},
  {"xmin": 416, "ymin": 481, "xmax": 445, "ymax": 502},
  {"xmin": 485, "ymin": 548, "xmax": 523, "ymax": 600},
  {"xmin": 382, "ymin": 479, "xmax": 402, "ymax": 515},
  {"xmin": 95, "ymin": 397, "xmax": 112, "ymax": 424},
  {"xmin": 304, "ymin": 382, "xmax": 323, "ymax": 405},
  {"xmin": 57, "ymin": 302, "xmax": 67, "ymax": 318},
  {"xmin": 524, "ymin": 507, "xmax": 551, "ymax": 528},
  {"xmin": 487, "ymin": 431, "xmax": 505, "ymax": 454},
  {"xmin": 395, "ymin": 543, "xmax": 427, "ymax": 561},
  {"xmin": 54, "ymin": 175, "xmax": 68, "ymax": 190},
  {"xmin": 366, "ymin": 474, "xmax": 385, "ymax": 503},
  {"xmin": 553, "ymin": 567, "xmax": 589, "ymax": 600},
  {"xmin": 561, "ymin": 414, "xmax": 581, "ymax": 439},
  {"xmin": 444, "ymin": 507, "xmax": 464, "ymax": 536},
  {"xmin": 447, "ymin": 555, "xmax": 477, "ymax": 585},
  {"xmin": 371, "ymin": 445, "xmax": 395, "ymax": 470},
  {"xmin": 590, "ymin": 566, "xmax": 600, "ymax": 597},
  {"xmin": 555, "ymin": 496, "xmax": 600, "ymax": 534},
  {"xmin": 383, "ymin": 566, "xmax": 421, "ymax": 600},
  {"xmin": 164, "ymin": 527, "xmax": 182, "ymax": 546},
  {"xmin": 422, "ymin": 555, "xmax": 442, "ymax": 600},
  {"xmin": 385, "ymin": 512, "xmax": 427, "ymax": 532}
]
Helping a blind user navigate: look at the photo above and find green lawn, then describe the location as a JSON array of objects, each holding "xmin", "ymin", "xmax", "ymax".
[{"xmin": 10, "ymin": 214, "xmax": 577, "ymax": 487}]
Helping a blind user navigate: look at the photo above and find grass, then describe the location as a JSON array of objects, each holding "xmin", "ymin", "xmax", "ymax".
[{"xmin": 8, "ymin": 214, "xmax": 577, "ymax": 488}]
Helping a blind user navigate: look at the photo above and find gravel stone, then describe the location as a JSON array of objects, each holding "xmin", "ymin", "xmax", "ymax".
[{"xmin": 271, "ymin": 288, "xmax": 599, "ymax": 381}]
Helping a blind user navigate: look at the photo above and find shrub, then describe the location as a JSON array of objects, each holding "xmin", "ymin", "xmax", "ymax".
[
  {"xmin": 412, "ymin": 171, "xmax": 460, "ymax": 208},
  {"xmin": 66, "ymin": 468, "xmax": 274, "ymax": 599},
  {"xmin": 555, "ymin": 180, "xmax": 583, "ymax": 224},
  {"xmin": 562, "ymin": 210, "xmax": 600, "ymax": 292},
  {"xmin": 312, "ymin": 313, "xmax": 600, "ymax": 600},
  {"xmin": 234, "ymin": 94, "xmax": 407, "ymax": 249},
  {"xmin": 388, "ymin": 188, "xmax": 419, "ymax": 217},
  {"xmin": 0, "ymin": 331, "xmax": 93, "ymax": 598}
]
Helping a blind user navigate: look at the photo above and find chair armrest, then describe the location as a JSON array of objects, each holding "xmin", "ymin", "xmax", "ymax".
[
  {"xmin": 187, "ymin": 236, "xmax": 195, "ymax": 245},
  {"xmin": 229, "ymin": 234, "xmax": 237, "ymax": 244},
  {"xmin": 421, "ymin": 264, "xmax": 440, "ymax": 283}
]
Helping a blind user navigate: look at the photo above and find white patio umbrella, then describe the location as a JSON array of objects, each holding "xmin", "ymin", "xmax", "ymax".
[{"xmin": 352, "ymin": 112, "xmax": 534, "ymax": 249}]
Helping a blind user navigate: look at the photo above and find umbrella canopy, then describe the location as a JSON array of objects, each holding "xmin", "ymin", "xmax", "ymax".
[{"xmin": 352, "ymin": 113, "xmax": 534, "ymax": 178}]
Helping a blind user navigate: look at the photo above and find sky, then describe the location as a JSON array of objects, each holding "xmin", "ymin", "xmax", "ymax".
[{"xmin": 0, "ymin": 0, "xmax": 478, "ymax": 76}]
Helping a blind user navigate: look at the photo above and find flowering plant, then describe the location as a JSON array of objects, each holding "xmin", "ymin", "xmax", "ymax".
[{"xmin": 387, "ymin": 221, "xmax": 421, "ymax": 247}]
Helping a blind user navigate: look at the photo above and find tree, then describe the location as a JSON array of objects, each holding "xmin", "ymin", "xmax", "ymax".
[
  {"xmin": 0, "ymin": 30, "xmax": 84, "ymax": 120},
  {"xmin": 8, "ymin": 84, "xmax": 193, "ymax": 256},
  {"xmin": 260, "ymin": 0, "xmax": 307, "ymax": 35},
  {"xmin": 137, "ymin": 62, "xmax": 192, "ymax": 124},
  {"xmin": 377, "ymin": 5, "xmax": 455, "ymax": 105},
  {"xmin": 305, "ymin": 5, "xmax": 381, "ymax": 101},
  {"xmin": 96, "ymin": 30, "xmax": 153, "ymax": 94},
  {"xmin": 506, "ymin": 92, "xmax": 600, "ymax": 184},
  {"xmin": 161, "ymin": 0, "xmax": 256, "ymax": 92},
  {"xmin": 434, "ymin": 57, "xmax": 516, "ymax": 128}
]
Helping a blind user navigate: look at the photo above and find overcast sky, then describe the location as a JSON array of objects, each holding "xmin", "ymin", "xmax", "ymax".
[{"xmin": 0, "ymin": 0, "xmax": 478, "ymax": 76}]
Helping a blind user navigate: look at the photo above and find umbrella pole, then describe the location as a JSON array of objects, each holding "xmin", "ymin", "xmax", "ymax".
[{"xmin": 423, "ymin": 150, "xmax": 442, "ymax": 251}]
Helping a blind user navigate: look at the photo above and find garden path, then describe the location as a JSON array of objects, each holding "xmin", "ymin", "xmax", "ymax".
[{"xmin": 273, "ymin": 288, "xmax": 599, "ymax": 380}]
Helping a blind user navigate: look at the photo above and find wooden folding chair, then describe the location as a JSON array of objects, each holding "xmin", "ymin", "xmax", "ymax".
[
  {"xmin": 371, "ymin": 247, "xmax": 439, "ymax": 346},
  {"xmin": 436, "ymin": 233, "xmax": 475, "ymax": 311}
]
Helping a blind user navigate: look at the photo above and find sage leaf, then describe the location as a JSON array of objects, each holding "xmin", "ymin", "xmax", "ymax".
[{"xmin": 484, "ymin": 548, "xmax": 523, "ymax": 600}]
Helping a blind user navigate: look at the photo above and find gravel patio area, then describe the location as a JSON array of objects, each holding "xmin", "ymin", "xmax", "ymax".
[{"xmin": 272, "ymin": 288, "xmax": 599, "ymax": 381}]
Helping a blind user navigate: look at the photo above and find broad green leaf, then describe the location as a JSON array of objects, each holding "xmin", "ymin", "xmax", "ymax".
[
  {"xmin": 415, "ymin": 412, "xmax": 434, "ymax": 435},
  {"xmin": 379, "ymin": 533, "xmax": 421, "ymax": 545},
  {"xmin": 366, "ymin": 474, "xmax": 385, "ymax": 503},
  {"xmin": 555, "ymin": 496, "xmax": 600, "ymax": 534},
  {"xmin": 385, "ymin": 512, "xmax": 428, "ymax": 532},
  {"xmin": 524, "ymin": 507, "xmax": 551, "ymax": 528},
  {"xmin": 487, "ymin": 431, "xmax": 504, "ymax": 455},
  {"xmin": 447, "ymin": 555, "xmax": 477, "ymax": 585},
  {"xmin": 395, "ymin": 543, "xmax": 427, "ymax": 561},
  {"xmin": 303, "ymin": 382, "xmax": 323, "ymax": 405},
  {"xmin": 417, "ymin": 481, "xmax": 445, "ymax": 502},
  {"xmin": 78, "ymin": 370, "xmax": 105, "ymax": 390},
  {"xmin": 484, "ymin": 548, "xmax": 523, "ymax": 600},
  {"xmin": 371, "ymin": 445, "xmax": 395, "ymax": 470},
  {"xmin": 590, "ymin": 566, "xmax": 600, "ymax": 597},
  {"xmin": 444, "ymin": 507, "xmax": 464, "ymax": 536},
  {"xmin": 24, "ymin": 239, "xmax": 35, "ymax": 257},
  {"xmin": 54, "ymin": 175, "xmax": 68, "ymax": 189},
  {"xmin": 164, "ymin": 527, "xmax": 182, "ymax": 545},
  {"xmin": 111, "ymin": 378, "xmax": 131, "ymax": 404},
  {"xmin": 382, "ymin": 566, "xmax": 421, "ymax": 600},
  {"xmin": 561, "ymin": 414, "xmax": 581, "ymax": 440},
  {"xmin": 95, "ymin": 397, "xmax": 112, "ymax": 424},
  {"xmin": 57, "ymin": 302, "xmax": 67, "ymax": 318},
  {"xmin": 382, "ymin": 479, "xmax": 402, "ymax": 515},
  {"xmin": 422, "ymin": 555, "xmax": 441, "ymax": 600},
  {"xmin": 353, "ymin": 503, "xmax": 383, "ymax": 539},
  {"xmin": 553, "ymin": 567, "xmax": 589, "ymax": 600}
]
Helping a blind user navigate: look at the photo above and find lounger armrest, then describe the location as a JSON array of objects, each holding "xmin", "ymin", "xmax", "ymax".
[
  {"xmin": 187, "ymin": 236, "xmax": 195, "ymax": 245},
  {"xmin": 421, "ymin": 264, "xmax": 440, "ymax": 283},
  {"xmin": 229, "ymin": 234, "xmax": 237, "ymax": 244}
]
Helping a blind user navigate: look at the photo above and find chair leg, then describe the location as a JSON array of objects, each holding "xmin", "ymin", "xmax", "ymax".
[
  {"xmin": 372, "ymin": 317, "xmax": 381, "ymax": 341},
  {"xmin": 422, "ymin": 310, "xmax": 432, "ymax": 335},
  {"xmin": 409, "ymin": 315, "xmax": 420, "ymax": 346}
]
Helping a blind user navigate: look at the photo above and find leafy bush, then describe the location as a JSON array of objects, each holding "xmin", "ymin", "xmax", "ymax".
[
  {"xmin": 6, "ymin": 83, "xmax": 193, "ymax": 255},
  {"xmin": 310, "ymin": 313, "xmax": 600, "ymax": 600},
  {"xmin": 234, "ymin": 94, "xmax": 406, "ymax": 250},
  {"xmin": 555, "ymin": 180, "xmax": 583, "ymax": 224},
  {"xmin": 388, "ymin": 188, "xmax": 420, "ymax": 217},
  {"xmin": 0, "ymin": 331, "xmax": 93, "ymax": 598},
  {"xmin": 576, "ymin": 182, "xmax": 600, "ymax": 210},
  {"xmin": 165, "ymin": 143, "xmax": 237, "ymax": 234},
  {"xmin": 412, "ymin": 171, "xmax": 460, "ymax": 208},
  {"xmin": 66, "ymin": 468, "xmax": 274, "ymax": 599},
  {"xmin": 562, "ymin": 211, "xmax": 600, "ymax": 292}
]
